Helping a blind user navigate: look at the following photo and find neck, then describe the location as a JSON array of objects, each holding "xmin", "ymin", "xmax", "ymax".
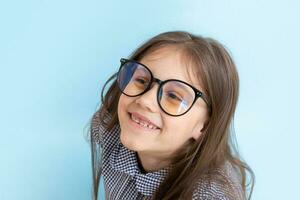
[{"xmin": 137, "ymin": 151, "xmax": 171, "ymax": 173}]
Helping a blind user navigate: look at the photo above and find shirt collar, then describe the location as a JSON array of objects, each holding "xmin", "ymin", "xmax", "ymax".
[{"xmin": 110, "ymin": 136, "xmax": 170, "ymax": 196}]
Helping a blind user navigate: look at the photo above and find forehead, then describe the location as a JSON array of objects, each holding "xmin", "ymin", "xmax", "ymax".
[{"xmin": 139, "ymin": 46, "xmax": 203, "ymax": 91}]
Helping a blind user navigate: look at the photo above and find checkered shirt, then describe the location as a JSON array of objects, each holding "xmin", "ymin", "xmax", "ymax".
[{"xmin": 91, "ymin": 113, "xmax": 246, "ymax": 200}]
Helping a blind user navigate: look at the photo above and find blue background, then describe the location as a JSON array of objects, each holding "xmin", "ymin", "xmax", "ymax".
[{"xmin": 0, "ymin": 0, "xmax": 299, "ymax": 199}]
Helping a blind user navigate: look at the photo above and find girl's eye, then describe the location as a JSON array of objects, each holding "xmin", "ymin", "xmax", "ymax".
[
  {"xmin": 133, "ymin": 78, "xmax": 148, "ymax": 85},
  {"xmin": 136, "ymin": 78, "xmax": 146, "ymax": 84},
  {"xmin": 134, "ymin": 77, "xmax": 149, "ymax": 87},
  {"xmin": 167, "ymin": 92, "xmax": 182, "ymax": 102}
]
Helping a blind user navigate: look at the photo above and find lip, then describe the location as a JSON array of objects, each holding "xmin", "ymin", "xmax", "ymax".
[{"xmin": 128, "ymin": 112, "xmax": 161, "ymax": 131}]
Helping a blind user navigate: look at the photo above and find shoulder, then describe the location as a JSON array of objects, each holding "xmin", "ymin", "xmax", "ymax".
[{"xmin": 192, "ymin": 161, "xmax": 246, "ymax": 200}]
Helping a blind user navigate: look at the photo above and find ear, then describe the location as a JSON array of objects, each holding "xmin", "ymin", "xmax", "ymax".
[
  {"xmin": 191, "ymin": 120, "xmax": 208, "ymax": 140},
  {"xmin": 191, "ymin": 121, "xmax": 205, "ymax": 140}
]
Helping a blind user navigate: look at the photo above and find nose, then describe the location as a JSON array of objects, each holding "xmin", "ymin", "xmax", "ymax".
[{"xmin": 134, "ymin": 83, "xmax": 160, "ymax": 113}]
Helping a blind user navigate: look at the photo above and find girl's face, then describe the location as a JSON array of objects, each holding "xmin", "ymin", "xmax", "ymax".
[{"xmin": 118, "ymin": 47, "xmax": 209, "ymax": 163}]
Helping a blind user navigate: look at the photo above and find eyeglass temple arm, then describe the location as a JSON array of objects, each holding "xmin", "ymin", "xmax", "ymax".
[{"xmin": 197, "ymin": 91, "xmax": 211, "ymax": 110}]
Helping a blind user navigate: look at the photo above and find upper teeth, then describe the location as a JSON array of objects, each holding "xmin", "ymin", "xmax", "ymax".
[{"xmin": 131, "ymin": 114, "xmax": 158, "ymax": 130}]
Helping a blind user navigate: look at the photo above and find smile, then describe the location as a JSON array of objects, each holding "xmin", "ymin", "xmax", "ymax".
[{"xmin": 129, "ymin": 113, "xmax": 160, "ymax": 130}]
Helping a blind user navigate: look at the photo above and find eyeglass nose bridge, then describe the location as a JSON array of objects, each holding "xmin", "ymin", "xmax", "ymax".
[
  {"xmin": 141, "ymin": 77, "xmax": 164, "ymax": 100},
  {"xmin": 152, "ymin": 77, "xmax": 163, "ymax": 85},
  {"xmin": 144, "ymin": 77, "xmax": 162, "ymax": 91},
  {"xmin": 149, "ymin": 77, "xmax": 165, "ymax": 94}
]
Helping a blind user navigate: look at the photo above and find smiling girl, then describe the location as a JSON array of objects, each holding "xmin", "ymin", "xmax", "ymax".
[{"xmin": 89, "ymin": 31, "xmax": 254, "ymax": 200}]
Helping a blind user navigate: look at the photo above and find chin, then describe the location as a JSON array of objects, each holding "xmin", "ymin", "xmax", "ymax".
[{"xmin": 120, "ymin": 131, "xmax": 143, "ymax": 152}]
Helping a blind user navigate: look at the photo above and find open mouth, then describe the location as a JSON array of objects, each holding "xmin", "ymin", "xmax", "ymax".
[{"xmin": 128, "ymin": 112, "xmax": 160, "ymax": 131}]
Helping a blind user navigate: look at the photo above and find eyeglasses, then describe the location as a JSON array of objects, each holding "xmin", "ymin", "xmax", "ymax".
[{"xmin": 117, "ymin": 58, "xmax": 210, "ymax": 116}]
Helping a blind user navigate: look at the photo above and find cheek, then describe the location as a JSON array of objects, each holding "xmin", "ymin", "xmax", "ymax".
[
  {"xmin": 118, "ymin": 95, "xmax": 128, "ymax": 121},
  {"xmin": 162, "ymin": 113, "xmax": 202, "ymax": 142},
  {"xmin": 118, "ymin": 95, "xmax": 124, "ymax": 112},
  {"xmin": 162, "ymin": 118, "xmax": 192, "ymax": 141},
  {"xmin": 118, "ymin": 95, "xmax": 137, "ymax": 121},
  {"xmin": 159, "ymin": 120, "xmax": 193, "ymax": 153},
  {"xmin": 118, "ymin": 95, "xmax": 129, "ymax": 111}
]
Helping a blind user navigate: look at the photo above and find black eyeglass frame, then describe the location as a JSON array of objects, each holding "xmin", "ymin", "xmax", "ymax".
[{"xmin": 117, "ymin": 58, "xmax": 211, "ymax": 117}]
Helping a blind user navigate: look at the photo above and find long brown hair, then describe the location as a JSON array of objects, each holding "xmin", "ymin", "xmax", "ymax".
[{"xmin": 88, "ymin": 31, "xmax": 254, "ymax": 199}]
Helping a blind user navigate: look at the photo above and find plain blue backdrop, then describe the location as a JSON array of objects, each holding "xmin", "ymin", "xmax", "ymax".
[{"xmin": 1, "ymin": 0, "xmax": 299, "ymax": 199}]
